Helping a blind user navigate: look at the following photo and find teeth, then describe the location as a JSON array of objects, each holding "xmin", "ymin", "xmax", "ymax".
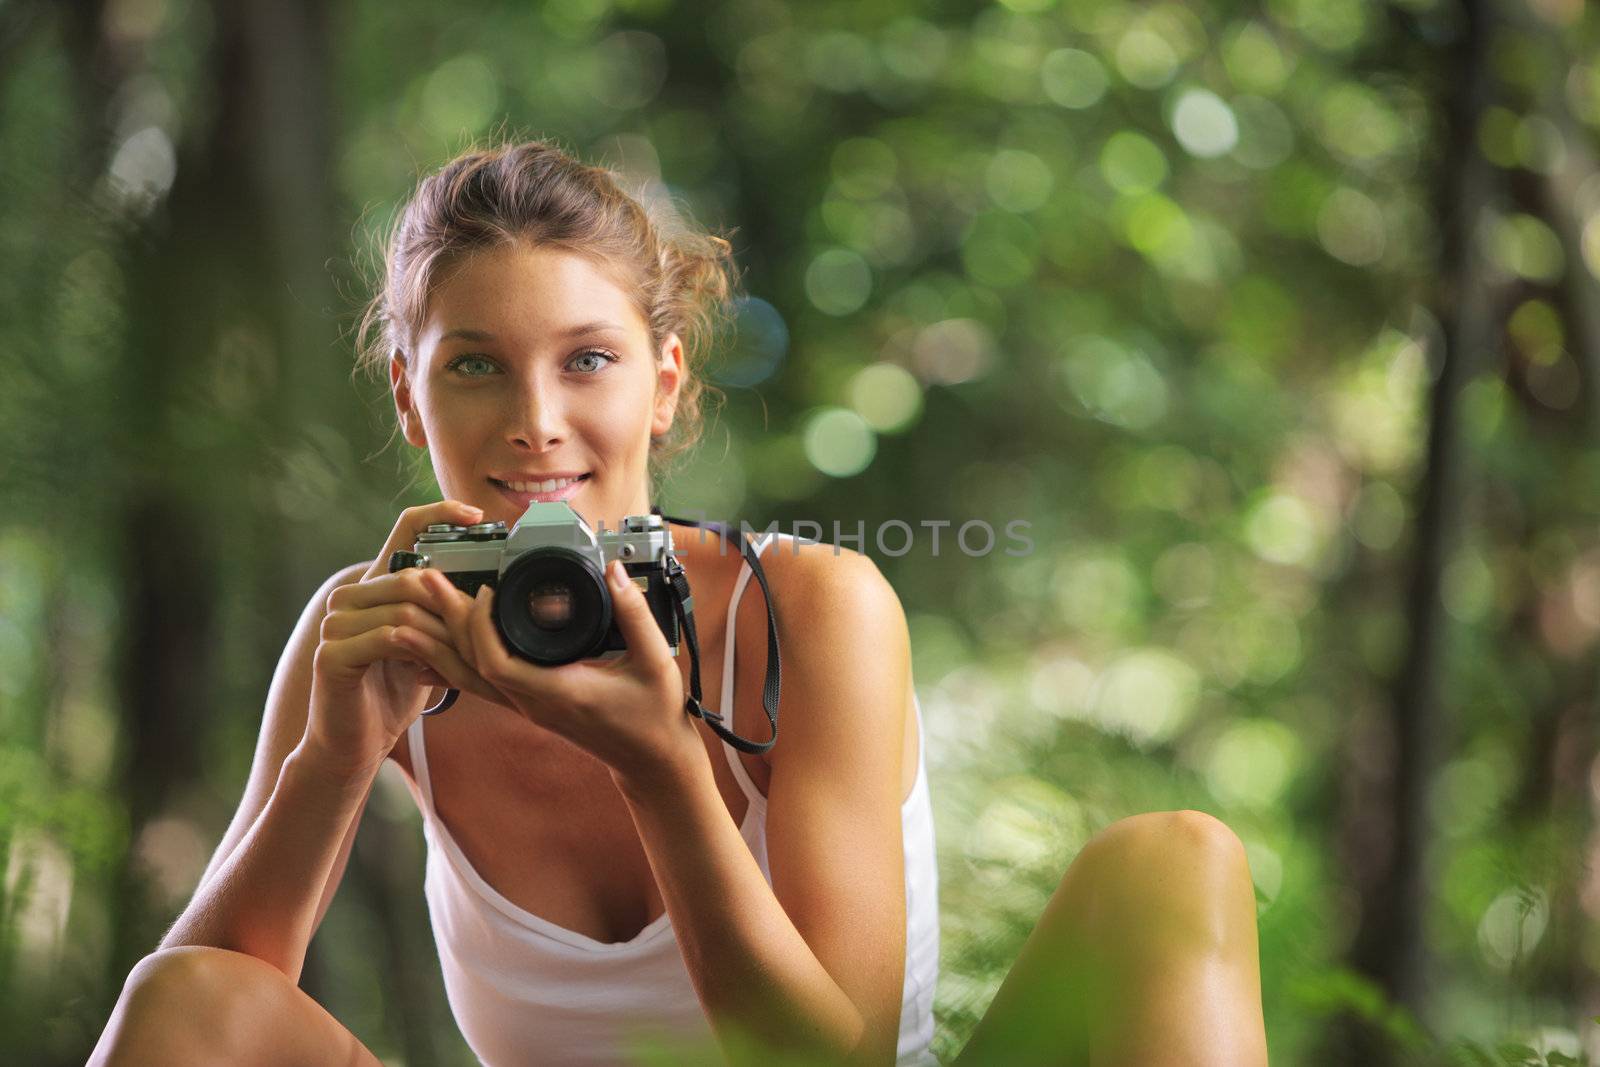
[{"xmin": 504, "ymin": 476, "xmax": 582, "ymax": 494}]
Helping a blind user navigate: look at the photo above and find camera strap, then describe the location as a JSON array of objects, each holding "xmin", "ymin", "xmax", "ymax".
[{"xmin": 654, "ymin": 510, "xmax": 780, "ymax": 755}]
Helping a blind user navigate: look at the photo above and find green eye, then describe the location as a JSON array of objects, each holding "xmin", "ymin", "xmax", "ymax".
[
  {"xmin": 569, "ymin": 349, "xmax": 618, "ymax": 374},
  {"xmin": 446, "ymin": 354, "xmax": 496, "ymax": 376}
]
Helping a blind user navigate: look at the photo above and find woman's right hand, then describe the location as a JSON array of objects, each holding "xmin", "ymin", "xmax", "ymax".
[{"xmin": 303, "ymin": 500, "xmax": 507, "ymax": 778}]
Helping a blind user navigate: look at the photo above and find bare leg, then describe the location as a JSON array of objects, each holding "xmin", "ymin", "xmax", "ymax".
[
  {"xmin": 87, "ymin": 946, "xmax": 387, "ymax": 1067},
  {"xmin": 951, "ymin": 810, "xmax": 1268, "ymax": 1067}
]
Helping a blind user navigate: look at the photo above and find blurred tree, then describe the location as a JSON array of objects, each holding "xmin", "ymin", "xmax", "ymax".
[{"xmin": 1340, "ymin": 0, "xmax": 1500, "ymax": 1060}]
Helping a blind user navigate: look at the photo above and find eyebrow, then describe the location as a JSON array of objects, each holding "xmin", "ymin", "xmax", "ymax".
[{"xmin": 440, "ymin": 321, "xmax": 627, "ymax": 343}]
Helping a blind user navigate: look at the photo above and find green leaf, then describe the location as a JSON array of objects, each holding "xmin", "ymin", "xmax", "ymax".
[{"xmin": 1453, "ymin": 1042, "xmax": 1499, "ymax": 1067}]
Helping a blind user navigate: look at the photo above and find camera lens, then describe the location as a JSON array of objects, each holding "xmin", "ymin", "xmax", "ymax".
[
  {"xmin": 493, "ymin": 547, "xmax": 611, "ymax": 665},
  {"xmin": 526, "ymin": 582, "xmax": 575, "ymax": 631}
]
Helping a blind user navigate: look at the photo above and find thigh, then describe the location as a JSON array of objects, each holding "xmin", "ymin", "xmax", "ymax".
[
  {"xmin": 89, "ymin": 946, "xmax": 387, "ymax": 1067},
  {"xmin": 948, "ymin": 855, "xmax": 1101, "ymax": 1067}
]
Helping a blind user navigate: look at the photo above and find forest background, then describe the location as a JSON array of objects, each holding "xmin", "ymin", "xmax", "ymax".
[{"xmin": 1, "ymin": 0, "xmax": 1597, "ymax": 1064}]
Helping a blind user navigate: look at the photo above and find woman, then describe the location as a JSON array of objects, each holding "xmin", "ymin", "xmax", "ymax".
[{"xmin": 88, "ymin": 140, "xmax": 1268, "ymax": 1066}]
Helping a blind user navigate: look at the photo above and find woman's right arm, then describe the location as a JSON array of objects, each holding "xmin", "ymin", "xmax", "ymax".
[
  {"xmin": 157, "ymin": 560, "xmax": 375, "ymax": 984},
  {"xmin": 157, "ymin": 500, "xmax": 497, "ymax": 984}
]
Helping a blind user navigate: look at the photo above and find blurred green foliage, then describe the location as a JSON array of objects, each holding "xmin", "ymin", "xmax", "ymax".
[{"xmin": 1, "ymin": 0, "xmax": 1599, "ymax": 1064}]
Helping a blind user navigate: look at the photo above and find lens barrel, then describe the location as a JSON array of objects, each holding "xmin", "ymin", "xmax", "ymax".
[{"xmin": 492, "ymin": 546, "xmax": 612, "ymax": 665}]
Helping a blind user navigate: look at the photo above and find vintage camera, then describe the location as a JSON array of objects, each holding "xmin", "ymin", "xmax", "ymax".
[{"xmin": 388, "ymin": 502, "xmax": 681, "ymax": 666}]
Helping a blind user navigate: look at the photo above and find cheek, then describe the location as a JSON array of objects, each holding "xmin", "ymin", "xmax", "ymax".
[
  {"xmin": 583, "ymin": 376, "xmax": 658, "ymax": 439},
  {"xmin": 419, "ymin": 393, "xmax": 491, "ymax": 450}
]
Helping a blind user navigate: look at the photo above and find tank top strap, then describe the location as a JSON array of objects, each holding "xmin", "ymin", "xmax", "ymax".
[
  {"xmin": 407, "ymin": 712, "xmax": 436, "ymax": 813},
  {"xmin": 717, "ymin": 529, "xmax": 785, "ymax": 806}
]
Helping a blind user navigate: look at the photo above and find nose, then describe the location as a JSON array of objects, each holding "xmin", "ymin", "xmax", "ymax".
[{"xmin": 503, "ymin": 377, "xmax": 567, "ymax": 452}]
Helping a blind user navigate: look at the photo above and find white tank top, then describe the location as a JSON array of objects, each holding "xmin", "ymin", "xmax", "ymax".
[{"xmin": 402, "ymin": 535, "xmax": 942, "ymax": 1066}]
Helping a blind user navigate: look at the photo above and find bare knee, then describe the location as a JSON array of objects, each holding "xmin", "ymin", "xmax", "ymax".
[
  {"xmin": 1083, "ymin": 810, "xmax": 1249, "ymax": 881},
  {"xmin": 1071, "ymin": 810, "xmax": 1255, "ymax": 951},
  {"xmin": 91, "ymin": 946, "xmax": 299, "ymax": 1067},
  {"xmin": 1092, "ymin": 809, "xmax": 1246, "ymax": 862}
]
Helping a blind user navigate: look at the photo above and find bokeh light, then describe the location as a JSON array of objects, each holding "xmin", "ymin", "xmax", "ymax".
[
  {"xmin": 1170, "ymin": 89, "xmax": 1239, "ymax": 158},
  {"xmin": 1040, "ymin": 48, "xmax": 1108, "ymax": 109},
  {"xmin": 1204, "ymin": 719, "xmax": 1303, "ymax": 809},
  {"xmin": 1099, "ymin": 131, "xmax": 1170, "ymax": 194},
  {"xmin": 802, "ymin": 407, "xmax": 877, "ymax": 477},
  {"xmin": 913, "ymin": 319, "xmax": 997, "ymax": 385},
  {"xmin": 715, "ymin": 296, "xmax": 789, "ymax": 387},
  {"xmin": 848, "ymin": 362, "xmax": 923, "ymax": 433},
  {"xmin": 805, "ymin": 248, "xmax": 873, "ymax": 316},
  {"xmin": 420, "ymin": 55, "xmax": 499, "ymax": 137},
  {"xmin": 985, "ymin": 149, "xmax": 1055, "ymax": 213},
  {"xmin": 1087, "ymin": 648, "xmax": 1200, "ymax": 747}
]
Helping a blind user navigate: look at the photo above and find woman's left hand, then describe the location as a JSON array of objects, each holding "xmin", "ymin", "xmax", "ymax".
[{"xmin": 412, "ymin": 559, "xmax": 701, "ymax": 781}]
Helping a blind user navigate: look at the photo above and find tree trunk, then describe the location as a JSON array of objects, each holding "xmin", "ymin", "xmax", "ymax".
[
  {"xmin": 100, "ymin": 0, "xmax": 347, "ymax": 983},
  {"xmin": 1522, "ymin": 6, "xmax": 1600, "ymax": 1049},
  {"xmin": 1337, "ymin": 0, "xmax": 1500, "ymax": 1058}
]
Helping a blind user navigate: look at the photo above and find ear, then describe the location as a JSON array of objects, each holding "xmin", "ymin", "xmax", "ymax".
[
  {"xmin": 390, "ymin": 350, "xmax": 428, "ymax": 449},
  {"xmin": 651, "ymin": 332, "xmax": 685, "ymax": 438}
]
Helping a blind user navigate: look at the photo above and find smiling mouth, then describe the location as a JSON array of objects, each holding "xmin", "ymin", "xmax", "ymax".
[
  {"xmin": 487, "ymin": 473, "xmax": 592, "ymax": 505},
  {"xmin": 489, "ymin": 474, "xmax": 591, "ymax": 493}
]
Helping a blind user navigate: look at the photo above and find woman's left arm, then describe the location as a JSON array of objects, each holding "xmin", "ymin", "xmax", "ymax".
[
  {"xmin": 615, "ymin": 548, "xmax": 910, "ymax": 1066},
  {"xmin": 423, "ymin": 549, "xmax": 912, "ymax": 1065}
]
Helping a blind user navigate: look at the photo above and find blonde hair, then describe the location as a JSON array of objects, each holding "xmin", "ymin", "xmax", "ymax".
[{"xmin": 355, "ymin": 137, "xmax": 739, "ymax": 475}]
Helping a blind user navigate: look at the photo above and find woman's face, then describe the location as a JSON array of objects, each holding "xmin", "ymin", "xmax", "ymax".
[{"xmin": 390, "ymin": 241, "xmax": 683, "ymax": 533}]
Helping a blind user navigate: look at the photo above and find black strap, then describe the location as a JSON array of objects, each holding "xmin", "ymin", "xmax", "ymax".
[
  {"xmin": 655, "ymin": 510, "xmax": 780, "ymax": 755},
  {"xmin": 421, "ymin": 687, "xmax": 459, "ymax": 715}
]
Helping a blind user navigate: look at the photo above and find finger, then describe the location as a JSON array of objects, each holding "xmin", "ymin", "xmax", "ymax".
[
  {"xmin": 322, "ymin": 601, "xmax": 454, "ymax": 646},
  {"xmin": 332, "ymin": 567, "xmax": 455, "ymax": 616},
  {"xmin": 362, "ymin": 500, "xmax": 485, "ymax": 582},
  {"xmin": 604, "ymin": 560, "xmax": 673, "ymax": 665},
  {"xmin": 436, "ymin": 578, "xmax": 483, "ymax": 673},
  {"xmin": 466, "ymin": 585, "xmax": 509, "ymax": 678},
  {"xmin": 466, "ymin": 585, "xmax": 568, "ymax": 700},
  {"xmin": 314, "ymin": 626, "xmax": 409, "ymax": 686},
  {"xmin": 391, "ymin": 625, "xmax": 507, "ymax": 705}
]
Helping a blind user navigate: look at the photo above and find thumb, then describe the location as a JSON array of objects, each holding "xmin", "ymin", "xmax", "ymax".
[{"xmin": 607, "ymin": 560, "xmax": 672, "ymax": 663}]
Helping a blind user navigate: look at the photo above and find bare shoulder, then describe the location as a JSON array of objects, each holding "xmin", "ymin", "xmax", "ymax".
[
  {"xmin": 675, "ymin": 526, "xmax": 905, "ymax": 649},
  {"xmin": 740, "ymin": 538, "xmax": 910, "ymax": 753},
  {"xmin": 755, "ymin": 537, "xmax": 905, "ymax": 625}
]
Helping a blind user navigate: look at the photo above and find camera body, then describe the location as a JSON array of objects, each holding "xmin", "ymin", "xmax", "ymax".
[{"xmin": 389, "ymin": 503, "xmax": 681, "ymax": 666}]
